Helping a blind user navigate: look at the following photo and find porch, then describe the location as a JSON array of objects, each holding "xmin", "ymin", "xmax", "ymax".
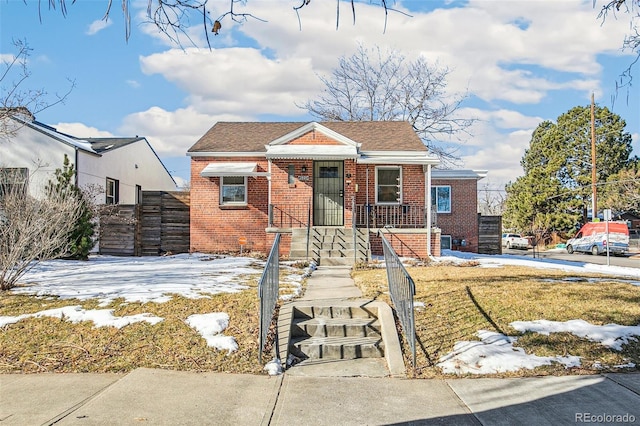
[{"xmin": 268, "ymin": 202, "xmax": 433, "ymax": 229}]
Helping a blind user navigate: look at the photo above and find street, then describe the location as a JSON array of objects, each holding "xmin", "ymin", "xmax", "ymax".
[{"xmin": 502, "ymin": 247, "xmax": 640, "ymax": 269}]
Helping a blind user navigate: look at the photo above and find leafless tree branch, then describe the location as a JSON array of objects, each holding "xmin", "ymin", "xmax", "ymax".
[{"xmin": 299, "ymin": 44, "xmax": 475, "ymax": 166}]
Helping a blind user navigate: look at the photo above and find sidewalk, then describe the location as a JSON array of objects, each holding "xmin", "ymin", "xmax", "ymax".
[{"xmin": 2, "ymin": 266, "xmax": 640, "ymax": 425}]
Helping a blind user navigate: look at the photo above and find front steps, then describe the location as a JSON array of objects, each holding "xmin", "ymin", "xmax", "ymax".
[
  {"xmin": 289, "ymin": 227, "xmax": 370, "ymax": 266},
  {"xmin": 278, "ymin": 300, "xmax": 406, "ymax": 377},
  {"xmin": 291, "ymin": 305, "xmax": 384, "ymax": 360}
]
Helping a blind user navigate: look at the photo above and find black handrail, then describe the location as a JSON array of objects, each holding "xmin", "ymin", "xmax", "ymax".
[
  {"xmin": 258, "ymin": 233, "xmax": 281, "ymax": 363},
  {"xmin": 380, "ymin": 231, "xmax": 416, "ymax": 370}
]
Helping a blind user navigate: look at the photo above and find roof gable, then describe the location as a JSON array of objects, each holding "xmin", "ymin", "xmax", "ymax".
[{"xmin": 269, "ymin": 122, "xmax": 360, "ymax": 148}]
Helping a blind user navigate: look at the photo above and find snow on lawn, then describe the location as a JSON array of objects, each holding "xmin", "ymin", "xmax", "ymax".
[
  {"xmin": 434, "ymin": 250, "xmax": 640, "ymax": 375},
  {"xmin": 14, "ymin": 253, "xmax": 266, "ymax": 304},
  {"xmin": 511, "ymin": 319, "xmax": 640, "ymax": 351},
  {"xmin": 437, "ymin": 330, "xmax": 581, "ymax": 374},
  {"xmin": 0, "ymin": 305, "xmax": 163, "ymax": 328},
  {"xmin": 4, "ymin": 253, "xmax": 306, "ymax": 358},
  {"xmin": 185, "ymin": 313, "xmax": 238, "ymax": 354},
  {"xmin": 440, "ymin": 249, "xmax": 640, "ymax": 281}
]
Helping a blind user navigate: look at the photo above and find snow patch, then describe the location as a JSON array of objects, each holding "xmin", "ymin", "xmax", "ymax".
[{"xmin": 437, "ymin": 330, "xmax": 581, "ymax": 375}]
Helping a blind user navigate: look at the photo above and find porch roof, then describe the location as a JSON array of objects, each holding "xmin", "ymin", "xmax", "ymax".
[
  {"xmin": 200, "ymin": 162, "xmax": 270, "ymax": 177},
  {"xmin": 265, "ymin": 144, "xmax": 359, "ymax": 160}
]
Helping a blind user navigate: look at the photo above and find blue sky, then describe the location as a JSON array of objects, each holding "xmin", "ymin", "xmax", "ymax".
[{"xmin": 1, "ymin": 0, "xmax": 638, "ymax": 190}]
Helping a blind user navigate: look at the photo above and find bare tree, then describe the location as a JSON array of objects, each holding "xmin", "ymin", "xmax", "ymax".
[
  {"xmin": 478, "ymin": 183, "xmax": 506, "ymax": 216},
  {"xmin": 597, "ymin": 0, "xmax": 640, "ymax": 93},
  {"xmin": 600, "ymin": 166, "xmax": 640, "ymax": 214},
  {"xmin": 0, "ymin": 170, "xmax": 84, "ymax": 291},
  {"xmin": 300, "ymin": 44, "xmax": 475, "ymax": 165},
  {"xmin": 1, "ymin": 39, "xmax": 75, "ymax": 137},
  {"xmin": 31, "ymin": 0, "xmax": 409, "ymax": 47}
]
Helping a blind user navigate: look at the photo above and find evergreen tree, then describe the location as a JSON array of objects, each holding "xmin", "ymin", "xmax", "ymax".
[
  {"xmin": 504, "ymin": 105, "xmax": 633, "ymax": 235},
  {"xmin": 46, "ymin": 154, "xmax": 96, "ymax": 260}
]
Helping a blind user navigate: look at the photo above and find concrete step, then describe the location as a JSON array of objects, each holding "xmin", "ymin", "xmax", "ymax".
[
  {"xmin": 292, "ymin": 317, "xmax": 381, "ymax": 338},
  {"xmin": 291, "ymin": 335, "xmax": 385, "ymax": 360},
  {"xmin": 293, "ymin": 305, "xmax": 379, "ymax": 320}
]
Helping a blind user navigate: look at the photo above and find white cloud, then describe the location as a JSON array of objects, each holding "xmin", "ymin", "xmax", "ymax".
[
  {"xmin": 116, "ymin": 0, "xmax": 637, "ymax": 185},
  {"xmin": 86, "ymin": 18, "xmax": 112, "ymax": 35},
  {"xmin": 139, "ymin": 47, "xmax": 319, "ymax": 117},
  {"xmin": 54, "ymin": 123, "xmax": 114, "ymax": 138},
  {"xmin": 126, "ymin": 80, "xmax": 141, "ymax": 89},
  {"xmin": 118, "ymin": 106, "xmax": 245, "ymax": 157}
]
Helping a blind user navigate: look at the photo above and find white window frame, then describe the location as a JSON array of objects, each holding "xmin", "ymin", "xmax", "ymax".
[
  {"xmin": 431, "ymin": 185, "xmax": 451, "ymax": 213},
  {"xmin": 375, "ymin": 166, "xmax": 402, "ymax": 205},
  {"xmin": 441, "ymin": 235, "xmax": 452, "ymax": 250},
  {"xmin": 106, "ymin": 177, "xmax": 119, "ymax": 205},
  {"xmin": 220, "ymin": 176, "xmax": 247, "ymax": 205}
]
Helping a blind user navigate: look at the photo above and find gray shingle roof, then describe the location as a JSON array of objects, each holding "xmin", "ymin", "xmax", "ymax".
[{"xmin": 187, "ymin": 121, "xmax": 427, "ymax": 153}]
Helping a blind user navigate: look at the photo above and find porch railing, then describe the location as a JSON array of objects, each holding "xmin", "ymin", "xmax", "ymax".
[
  {"xmin": 269, "ymin": 204, "xmax": 310, "ymax": 228},
  {"xmin": 380, "ymin": 232, "xmax": 416, "ymax": 370},
  {"xmin": 355, "ymin": 204, "xmax": 427, "ymax": 228},
  {"xmin": 258, "ymin": 233, "xmax": 281, "ymax": 363},
  {"xmin": 268, "ymin": 203, "xmax": 434, "ymax": 229}
]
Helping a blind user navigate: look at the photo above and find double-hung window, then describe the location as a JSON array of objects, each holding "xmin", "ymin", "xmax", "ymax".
[
  {"xmin": 0, "ymin": 168, "xmax": 28, "ymax": 200},
  {"xmin": 106, "ymin": 177, "xmax": 119, "ymax": 204},
  {"xmin": 220, "ymin": 176, "xmax": 247, "ymax": 205},
  {"xmin": 431, "ymin": 185, "xmax": 451, "ymax": 213},
  {"xmin": 376, "ymin": 166, "xmax": 401, "ymax": 204}
]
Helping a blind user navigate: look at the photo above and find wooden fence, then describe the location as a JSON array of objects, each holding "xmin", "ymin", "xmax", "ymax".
[
  {"xmin": 99, "ymin": 191, "xmax": 190, "ymax": 256},
  {"xmin": 478, "ymin": 215, "xmax": 502, "ymax": 255}
]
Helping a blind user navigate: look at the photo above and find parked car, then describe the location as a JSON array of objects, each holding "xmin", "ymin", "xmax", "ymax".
[
  {"xmin": 502, "ymin": 233, "xmax": 529, "ymax": 250},
  {"xmin": 566, "ymin": 222, "xmax": 629, "ymax": 256}
]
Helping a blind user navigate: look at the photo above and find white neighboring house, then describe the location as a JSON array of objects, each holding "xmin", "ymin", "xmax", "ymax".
[{"xmin": 0, "ymin": 113, "xmax": 177, "ymax": 203}]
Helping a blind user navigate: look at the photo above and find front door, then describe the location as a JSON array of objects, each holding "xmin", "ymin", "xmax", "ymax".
[{"xmin": 313, "ymin": 161, "xmax": 344, "ymax": 226}]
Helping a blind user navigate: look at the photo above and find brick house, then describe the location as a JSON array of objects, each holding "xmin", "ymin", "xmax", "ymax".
[
  {"xmin": 188, "ymin": 121, "xmax": 485, "ymax": 263},
  {"xmin": 431, "ymin": 169, "xmax": 487, "ymax": 253}
]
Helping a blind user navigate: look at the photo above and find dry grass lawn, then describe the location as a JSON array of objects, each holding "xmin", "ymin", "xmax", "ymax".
[
  {"xmin": 352, "ymin": 262, "xmax": 640, "ymax": 378},
  {"xmin": 2, "ymin": 260, "xmax": 639, "ymax": 377},
  {"xmin": 0, "ymin": 267, "xmax": 305, "ymax": 374}
]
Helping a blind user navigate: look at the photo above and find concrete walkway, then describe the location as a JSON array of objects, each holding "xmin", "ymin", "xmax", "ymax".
[{"xmin": 2, "ymin": 266, "xmax": 640, "ymax": 425}]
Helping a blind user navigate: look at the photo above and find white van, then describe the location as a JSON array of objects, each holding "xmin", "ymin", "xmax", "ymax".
[{"xmin": 566, "ymin": 222, "xmax": 629, "ymax": 256}]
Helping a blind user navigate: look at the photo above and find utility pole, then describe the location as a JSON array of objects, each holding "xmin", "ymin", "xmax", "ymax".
[{"xmin": 591, "ymin": 93, "xmax": 597, "ymax": 221}]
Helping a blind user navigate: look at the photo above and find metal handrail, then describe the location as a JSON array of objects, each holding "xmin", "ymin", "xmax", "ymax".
[
  {"xmin": 380, "ymin": 232, "xmax": 416, "ymax": 370},
  {"xmin": 258, "ymin": 233, "xmax": 281, "ymax": 363}
]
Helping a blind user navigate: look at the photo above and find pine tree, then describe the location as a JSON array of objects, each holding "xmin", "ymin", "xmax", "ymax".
[
  {"xmin": 46, "ymin": 154, "xmax": 95, "ymax": 260},
  {"xmin": 504, "ymin": 105, "xmax": 633, "ymax": 235}
]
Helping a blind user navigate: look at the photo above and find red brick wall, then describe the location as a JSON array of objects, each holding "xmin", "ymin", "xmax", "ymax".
[
  {"xmin": 189, "ymin": 146, "xmax": 469, "ymax": 257},
  {"xmin": 288, "ymin": 130, "xmax": 342, "ymax": 145},
  {"xmin": 190, "ymin": 156, "xmax": 270, "ymax": 254},
  {"xmin": 432, "ymin": 178, "xmax": 479, "ymax": 252},
  {"xmin": 368, "ymin": 229, "xmax": 441, "ymax": 259},
  {"xmin": 354, "ymin": 164, "xmax": 425, "ymax": 207}
]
